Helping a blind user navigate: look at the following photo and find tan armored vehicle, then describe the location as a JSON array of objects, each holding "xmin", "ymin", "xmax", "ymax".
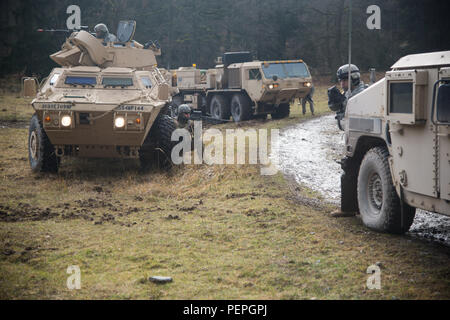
[
  {"xmin": 25, "ymin": 21, "xmax": 175, "ymax": 173},
  {"xmin": 170, "ymin": 52, "xmax": 313, "ymax": 122},
  {"xmin": 340, "ymin": 51, "xmax": 450, "ymax": 234}
]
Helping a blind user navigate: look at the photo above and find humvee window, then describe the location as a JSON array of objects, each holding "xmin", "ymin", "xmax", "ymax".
[
  {"xmin": 49, "ymin": 73, "xmax": 60, "ymax": 86},
  {"xmin": 249, "ymin": 69, "xmax": 261, "ymax": 80},
  {"xmin": 65, "ymin": 76, "xmax": 96, "ymax": 86},
  {"xmin": 102, "ymin": 77, "xmax": 133, "ymax": 87},
  {"xmin": 389, "ymin": 82, "xmax": 413, "ymax": 114},
  {"xmin": 437, "ymin": 82, "xmax": 450, "ymax": 123},
  {"xmin": 141, "ymin": 77, "xmax": 152, "ymax": 88}
]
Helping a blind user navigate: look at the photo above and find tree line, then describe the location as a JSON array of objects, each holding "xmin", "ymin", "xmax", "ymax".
[{"xmin": 1, "ymin": 0, "xmax": 449, "ymax": 78}]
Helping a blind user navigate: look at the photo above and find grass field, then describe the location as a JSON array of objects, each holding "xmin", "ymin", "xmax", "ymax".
[{"xmin": 0, "ymin": 80, "xmax": 449, "ymax": 299}]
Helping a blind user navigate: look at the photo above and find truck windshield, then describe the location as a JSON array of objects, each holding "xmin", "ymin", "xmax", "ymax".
[
  {"xmin": 262, "ymin": 62, "xmax": 309, "ymax": 79},
  {"xmin": 65, "ymin": 76, "xmax": 96, "ymax": 86},
  {"xmin": 102, "ymin": 77, "xmax": 133, "ymax": 87}
]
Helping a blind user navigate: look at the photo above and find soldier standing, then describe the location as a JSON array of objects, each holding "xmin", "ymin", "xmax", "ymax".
[
  {"xmin": 301, "ymin": 85, "xmax": 315, "ymax": 115},
  {"xmin": 328, "ymin": 64, "xmax": 367, "ymax": 217}
]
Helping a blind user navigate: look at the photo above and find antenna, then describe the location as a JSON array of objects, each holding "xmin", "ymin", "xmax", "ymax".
[{"xmin": 348, "ymin": 0, "xmax": 352, "ymax": 92}]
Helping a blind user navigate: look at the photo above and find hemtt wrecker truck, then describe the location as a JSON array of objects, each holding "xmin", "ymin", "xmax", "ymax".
[
  {"xmin": 25, "ymin": 21, "xmax": 176, "ymax": 173},
  {"xmin": 337, "ymin": 51, "xmax": 450, "ymax": 234},
  {"xmin": 169, "ymin": 52, "xmax": 313, "ymax": 122}
]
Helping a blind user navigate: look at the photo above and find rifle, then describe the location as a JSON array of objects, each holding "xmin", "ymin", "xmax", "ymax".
[
  {"xmin": 37, "ymin": 26, "xmax": 95, "ymax": 36},
  {"xmin": 327, "ymin": 85, "xmax": 346, "ymax": 131}
]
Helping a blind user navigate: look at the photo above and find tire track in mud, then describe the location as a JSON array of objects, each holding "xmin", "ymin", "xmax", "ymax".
[{"xmin": 272, "ymin": 114, "xmax": 450, "ymax": 246}]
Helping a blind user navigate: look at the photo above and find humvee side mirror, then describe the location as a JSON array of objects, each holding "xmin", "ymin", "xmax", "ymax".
[
  {"xmin": 272, "ymin": 75, "xmax": 278, "ymax": 81},
  {"xmin": 116, "ymin": 20, "xmax": 136, "ymax": 43}
]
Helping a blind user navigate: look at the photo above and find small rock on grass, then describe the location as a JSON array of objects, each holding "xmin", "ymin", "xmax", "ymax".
[{"xmin": 149, "ymin": 276, "xmax": 172, "ymax": 284}]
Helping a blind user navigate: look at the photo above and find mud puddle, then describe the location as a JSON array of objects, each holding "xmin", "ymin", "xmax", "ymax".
[{"xmin": 272, "ymin": 114, "xmax": 450, "ymax": 246}]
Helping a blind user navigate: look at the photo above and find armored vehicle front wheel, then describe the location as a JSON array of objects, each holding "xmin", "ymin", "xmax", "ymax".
[
  {"xmin": 230, "ymin": 94, "xmax": 252, "ymax": 122},
  {"xmin": 140, "ymin": 115, "xmax": 177, "ymax": 169},
  {"xmin": 271, "ymin": 103, "xmax": 290, "ymax": 119},
  {"xmin": 357, "ymin": 147, "xmax": 415, "ymax": 234},
  {"xmin": 28, "ymin": 114, "xmax": 60, "ymax": 173},
  {"xmin": 210, "ymin": 95, "xmax": 230, "ymax": 120}
]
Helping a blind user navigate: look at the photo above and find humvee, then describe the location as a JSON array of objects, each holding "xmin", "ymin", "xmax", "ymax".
[
  {"xmin": 26, "ymin": 21, "xmax": 175, "ymax": 173},
  {"xmin": 170, "ymin": 52, "xmax": 313, "ymax": 122},
  {"xmin": 340, "ymin": 51, "xmax": 450, "ymax": 234}
]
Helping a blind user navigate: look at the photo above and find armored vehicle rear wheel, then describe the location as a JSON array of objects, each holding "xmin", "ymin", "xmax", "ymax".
[
  {"xmin": 271, "ymin": 103, "xmax": 290, "ymax": 119},
  {"xmin": 210, "ymin": 95, "xmax": 230, "ymax": 120},
  {"xmin": 357, "ymin": 147, "xmax": 415, "ymax": 234},
  {"xmin": 230, "ymin": 94, "xmax": 252, "ymax": 122},
  {"xmin": 140, "ymin": 115, "xmax": 177, "ymax": 169},
  {"xmin": 28, "ymin": 114, "xmax": 59, "ymax": 173}
]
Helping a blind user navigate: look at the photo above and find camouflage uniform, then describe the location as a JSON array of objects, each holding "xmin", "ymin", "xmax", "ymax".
[
  {"xmin": 301, "ymin": 85, "xmax": 315, "ymax": 115},
  {"xmin": 94, "ymin": 23, "xmax": 117, "ymax": 45}
]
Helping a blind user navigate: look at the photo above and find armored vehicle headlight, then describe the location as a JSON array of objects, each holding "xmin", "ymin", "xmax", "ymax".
[
  {"xmin": 115, "ymin": 116, "xmax": 125, "ymax": 128},
  {"xmin": 61, "ymin": 115, "xmax": 72, "ymax": 127},
  {"xmin": 303, "ymin": 82, "xmax": 312, "ymax": 87},
  {"xmin": 268, "ymin": 84, "xmax": 274, "ymax": 89}
]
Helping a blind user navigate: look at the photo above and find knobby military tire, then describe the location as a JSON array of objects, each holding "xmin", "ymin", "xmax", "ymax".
[
  {"xmin": 28, "ymin": 114, "xmax": 59, "ymax": 173},
  {"xmin": 140, "ymin": 115, "xmax": 177, "ymax": 170},
  {"xmin": 357, "ymin": 146, "xmax": 416, "ymax": 234},
  {"xmin": 210, "ymin": 95, "xmax": 230, "ymax": 120},
  {"xmin": 230, "ymin": 93, "xmax": 252, "ymax": 122},
  {"xmin": 271, "ymin": 103, "xmax": 290, "ymax": 119}
]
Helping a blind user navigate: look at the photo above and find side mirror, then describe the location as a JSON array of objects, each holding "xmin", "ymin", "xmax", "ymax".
[{"xmin": 22, "ymin": 77, "xmax": 39, "ymax": 97}]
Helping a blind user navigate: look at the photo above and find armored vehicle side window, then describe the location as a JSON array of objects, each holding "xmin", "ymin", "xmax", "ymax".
[
  {"xmin": 102, "ymin": 77, "xmax": 133, "ymax": 87},
  {"xmin": 49, "ymin": 73, "xmax": 60, "ymax": 86},
  {"xmin": 141, "ymin": 77, "xmax": 152, "ymax": 88},
  {"xmin": 65, "ymin": 76, "xmax": 96, "ymax": 86},
  {"xmin": 249, "ymin": 69, "xmax": 261, "ymax": 80},
  {"xmin": 437, "ymin": 82, "xmax": 450, "ymax": 122},
  {"xmin": 389, "ymin": 82, "xmax": 413, "ymax": 114}
]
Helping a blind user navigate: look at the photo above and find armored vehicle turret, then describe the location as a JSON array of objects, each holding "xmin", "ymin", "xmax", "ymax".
[{"xmin": 26, "ymin": 21, "xmax": 176, "ymax": 173}]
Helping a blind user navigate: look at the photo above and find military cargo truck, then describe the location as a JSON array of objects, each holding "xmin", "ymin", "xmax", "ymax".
[
  {"xmin": 25, "ymin": 21, "xmax": 176, "ymax": 173},
  {"xmin": 170, "ymin": 52, "xmax": 313, "ymax": 122},
  {"xmin": 338, "ymin": 51, "xmax": 450, "ymax": 234}
]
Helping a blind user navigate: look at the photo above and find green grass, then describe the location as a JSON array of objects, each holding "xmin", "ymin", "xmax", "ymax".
[{"xmin": 0, "ymin": 83, "xmax": 449, "ymax": 299}]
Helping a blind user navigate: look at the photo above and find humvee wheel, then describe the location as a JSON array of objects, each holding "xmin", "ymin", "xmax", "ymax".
[
  {"xmin": 140, "ymin": 115, "xmax": 177, "ymax": 169},
  {"xmin": 210, "ymin": 95, "xmax": 230, "ymax": 120},
  {"xmin": 230, "ymin": 94, "xmax": 252, "ymax": 122},
  {"xmin": 357, "ymin": 147, "xmax": 415, "ymax": 234},
  {"xmin": 271, "ymin": 103, "xmax": 290, "ymax": 119},
  {"xmin": 28, "ymin": 114, "xmax": 59, "ymax": 173}
]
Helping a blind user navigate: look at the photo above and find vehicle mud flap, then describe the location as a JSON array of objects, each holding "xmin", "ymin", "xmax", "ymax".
[{"xmin": 340, "ymin": 156, "xmax": 359, "ymax": 212}]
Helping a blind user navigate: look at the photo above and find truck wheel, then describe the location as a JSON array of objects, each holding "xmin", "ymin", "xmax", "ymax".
[
  {"xmin": 28, "ymin": 114, "xmax": 59, "ymax": 173},
  {"xmin": 271, "ymin": 103, "xmax": 290, "ymax": 119},
  {"xmin": 140, "ymin": 115, "xmax": 177, "ymax": 169},
  {"xmin": 230, "ymin": 94, "xmax": 252, "ymax": 122},
  {"xmin": 210, "ymin": 95, "xmax": 230, "ymax": 120},
  {"xmin": 357, "ymin": 146, "xmax": 416, "ymax": 234}
]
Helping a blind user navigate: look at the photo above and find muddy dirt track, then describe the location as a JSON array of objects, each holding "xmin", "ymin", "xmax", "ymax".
[{"xmin": 272, "ymin": 114, "xmax": 450, "ymax": 246}]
